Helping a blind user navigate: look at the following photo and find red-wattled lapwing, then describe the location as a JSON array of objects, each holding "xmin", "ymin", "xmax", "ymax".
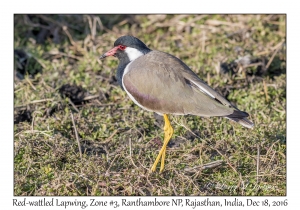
[{"xmin": 100, "ymin": 35, "xmax": 254, "ymax": 173}]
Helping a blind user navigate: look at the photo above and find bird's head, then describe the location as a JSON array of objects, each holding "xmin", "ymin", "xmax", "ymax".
[{"xmin": 99, "ymin": 35, "xmax": 151, "ymax": 62}]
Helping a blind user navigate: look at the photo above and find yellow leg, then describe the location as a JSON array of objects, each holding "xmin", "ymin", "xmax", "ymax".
[{"xmin": 151, "ymin": 114, "xmax": 174, "ymax": 173}]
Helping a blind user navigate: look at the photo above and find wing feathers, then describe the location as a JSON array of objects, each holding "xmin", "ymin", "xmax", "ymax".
[{"xmin": 123, "ymin": 50, "xmax": 254, "ymax": 128}]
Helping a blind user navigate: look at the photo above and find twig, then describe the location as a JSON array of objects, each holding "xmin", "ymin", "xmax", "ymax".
[
  {"xmin": 201, "ymin": 30, "xmax": 206, "ymax": 52},
  {"xmin": 49, "ymin": 48, "xmax": 81, "ymax": 60},
  {"xmin": 174, "ymin": 170, "xmax": 201, "ymax": 193},
  {"xmin": 62, "ymin": 26, "xmax": 77, "ymax": 47},
  {"xmin": 129, "ymin": 138, "xmax": 139, "ymax": 169},
  {"xmin": 205, "ymin": 19, "xmax": 244, "ymax": 27},
  {"xmin": 256, "ymin": 143, "xmax": 260, "ymax": 183},
  {"xmin": 264, "ymin": 140, "xmax": 279, "ymax": 163},
  {"xmin": 273, "ymin": 106, "xmax": 285, "ymax": 114},
  {"xmin": 37, "ymin": 15, "xmax": 64, "ymax": 27},
  {"xmin": 95, "ymin": 16, "xmax": 104, "ymax": 32},
  {"xmin": 265, "ymin": 41, "xmax": 283, "ymax": 70},
  {"xmin": 169, "ymin": 179, "xmax": 178, "ymax": 196},
  {"xmin": 70, "ymin": 172, "xmax": 92, "ymax": 182},
  {"xmin": 70, "ymin": 112, "xmax": 82, "ymax": 160},
  {"xmin": 23, "ymin": 15, "xmax": 51, "ymax": 29},
  {"xmin": 267, "ymin": 150, "xmax": 277, "ymax": 171},
  {"xmin": 98, "ymin": 129, "xmax": 119, "ymax": 145},
  {"xmin": 244, "ymin": 62, "xmax": 263, "ymax": 68},
  {"xmin": 59, "ymin": 52, "xmax": 81, "ymax": 61},
  {"xmin": 244, "ymin": 174, "xmax": 285, "ymax": 178},
  {"xmin": 83, "ymin": 95, "xmax": 101, "ymax": 101},
  {"xmin": 136, "ymin": 159, "xmax": 150, "ymax": 171},
  {"xmin": 129, "ymin": 137, "xmax": 132, "ymax": 157},
  {"xmin": 15, "ymin": 98, "xmax": 54, "ymax": 108},
  {"xmin": 25, "ymin": 77, "xmax": 36, "ymax": 91},
  {"xmin": 67, "ymin": 98, "xmax": 79, "ymax": 113},
  {"xmin": 96, "ymin": 102, "xmax": 116, "ymax": 107},
  {"xmin": 271, "ymin": 40, "xmax": 285, "ymax": 51},
  {"xmin": 31, "ymin": 111, "xmax": 44, "ymax": 133},
  {"xmin": 215, "ymin": 149, "xmax": 238, "ymax": 173},
  {"xmin": 238, "ymin": 173, "xmax": 245, "ymax": 196},
  {"xmin": 105, "ymin": 154, "xmax": 120, "ymax": 175},
  {"xmin": 75, "ymin": 102, "xmax": 115, "ymax": 108},
  {"xmin": 184, "ymin": 160, "xmax": 224, "ymax": 172},
  {"xmin": 263, "ymin": 80, "xmax": 269, "ymax": 102},
  {"xmin": 15, "ymin": 129, "xmax": 53, "ymax": 137},
  {"xmin": 173, "ymin": 117, "xmax": 201, "ymax": 139},
  {"xmin": 30, "ymin": 98, "xmax": 54, "ymax": 104},
  {"xmin": 256, "ymin": 51, "xmax": 270, "ymax": 56},
  {"xmin": 85, "ymin": 15, "xmax": 94, "ymax": 39},
  {"xmin": 207, "ymin": 72, "xmax": 211, "ymax": 86}
]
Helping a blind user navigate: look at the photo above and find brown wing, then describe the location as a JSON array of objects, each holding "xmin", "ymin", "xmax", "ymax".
[{"xmin": 123, "ymin": 50, "xmax": 236, "ymax": 117}]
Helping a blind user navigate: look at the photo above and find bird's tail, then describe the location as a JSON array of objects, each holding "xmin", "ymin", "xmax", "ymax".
[
  {"xmin": 225, "ymin": 110, "xmax": 254, "ymax": 129},
  {"xmin": 226, "ymin": 116, "xmax": 254, "ymax": 129}
]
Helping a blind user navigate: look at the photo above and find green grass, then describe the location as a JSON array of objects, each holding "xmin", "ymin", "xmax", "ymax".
[{"xmin": 14, "ymin": 14, "xmax": 286, "ymax": 196}]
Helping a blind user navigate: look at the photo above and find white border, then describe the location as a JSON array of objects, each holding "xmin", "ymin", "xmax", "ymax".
[{"xmin": 2, "ymin": 0, "xmax": 297, "ymax": 209}]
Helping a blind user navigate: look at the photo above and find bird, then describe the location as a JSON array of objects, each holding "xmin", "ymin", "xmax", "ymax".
[{"xmin": 100, "ymin": 35, "xmax": 254, "ymax": 173}]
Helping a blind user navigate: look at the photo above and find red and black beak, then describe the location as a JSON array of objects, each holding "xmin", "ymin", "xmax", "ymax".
[{"xmin": 99, "ymin": 46, "xmax": 119, "ymax": 59}]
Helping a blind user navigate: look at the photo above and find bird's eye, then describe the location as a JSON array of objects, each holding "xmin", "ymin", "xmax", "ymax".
[{"xmin": 119, "ymin": 45, "xmax": 126, "ymax": 50}]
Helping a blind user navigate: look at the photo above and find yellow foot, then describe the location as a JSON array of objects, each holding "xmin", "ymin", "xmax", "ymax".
[
  {"xmin": 160, "ymin": 147, "xmax": 166, "ymax": 173},
  {"xmin": 150, "ymin": 114, "xmax": 173, "ymax": 173}
]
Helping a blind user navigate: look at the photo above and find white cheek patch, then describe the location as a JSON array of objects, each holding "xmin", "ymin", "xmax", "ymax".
[{"xmin": 125, "ymin": 47, "xmax": 144, "ymax": 61}]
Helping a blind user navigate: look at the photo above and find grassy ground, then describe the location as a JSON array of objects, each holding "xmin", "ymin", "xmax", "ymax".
[{"xmin": 14, "ymin": 14, "xmax": 286, "ymax": 196}]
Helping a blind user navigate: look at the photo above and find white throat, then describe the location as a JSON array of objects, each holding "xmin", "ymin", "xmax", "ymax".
[{"xmin": 125, "ymin": 47, "xmax": 144, "ymax": 61}]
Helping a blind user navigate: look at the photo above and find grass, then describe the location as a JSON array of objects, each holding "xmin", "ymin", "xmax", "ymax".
[{"xmin": 14, "ymin": 14, "xmax": 286, "ymax": 196}]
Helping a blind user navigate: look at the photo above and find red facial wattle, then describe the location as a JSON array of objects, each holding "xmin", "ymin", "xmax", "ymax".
[
  {"xmin": 100, "ymin": 45, "xmax": 127, "ymax": 59},
  {"xmin": 118, "ymin": 45, "xmax": 126, "ymax": 50}
]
